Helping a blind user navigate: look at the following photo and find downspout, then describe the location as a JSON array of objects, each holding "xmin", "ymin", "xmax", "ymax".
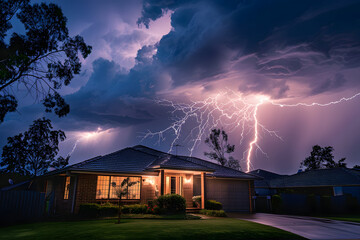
[{"xmin": 71, "ymin": 175, "xmax": 78, "ymax": 214}]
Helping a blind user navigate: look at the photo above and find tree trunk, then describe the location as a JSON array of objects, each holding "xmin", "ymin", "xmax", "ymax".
[{"xmin": 117, "ymin": 198, "xmax": 121, "ymax": 224}]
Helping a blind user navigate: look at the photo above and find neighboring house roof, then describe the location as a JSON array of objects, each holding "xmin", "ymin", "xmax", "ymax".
[
  {"xmin": 249, "ymin": 169, "xmax": 287, "ymax": 188},
  {"xmin": 268, "ymin": 168, "xmax": 360, "ymax": 188},
  {"xmin": 47, "ymin": 145, "xmax": 258, "ymax": 179}
]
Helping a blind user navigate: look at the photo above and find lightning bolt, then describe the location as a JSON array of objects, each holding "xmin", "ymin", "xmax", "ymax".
[{"xmin": 143, "ymin": 91, "xmax": 360, "ymax": 173}]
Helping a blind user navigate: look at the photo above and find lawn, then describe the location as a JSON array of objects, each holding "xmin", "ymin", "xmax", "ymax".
[{"xmin": 0, "ymin": 218, "xmax": 305, "ymax": 240}]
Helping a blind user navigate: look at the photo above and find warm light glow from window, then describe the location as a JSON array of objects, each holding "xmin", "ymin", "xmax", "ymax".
[
  {"xmin": 64, "ymin": 176, "xmax": 71, "ymax": 200},
  {"xmin": 96, "ymin": 175, "xmax": 141, "ymax": 200}
]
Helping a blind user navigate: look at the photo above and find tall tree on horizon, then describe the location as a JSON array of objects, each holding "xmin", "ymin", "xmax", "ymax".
[
  {"xmin": 0, "ymin": 0, "xmax": 91, "ymax": 122},
  {"xmin": 1, "ymin": 117, "xmax": 69, "ymax": 176},
  {"xmin": 204, "ymin": 128, "xmax": 241, "ymax": 170},
  {"xmin": 300, "ymin": 145, "xmax": 346, "ymax": 171}
]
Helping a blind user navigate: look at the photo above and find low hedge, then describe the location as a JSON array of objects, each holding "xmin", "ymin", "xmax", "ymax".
[
  {"xmin": 199, "ymin": 209, "xmax": 227, "ymax": 217},
  {"xmin": 205, "ymin": 200, "xmax": 222, "ymax": 210},
  {"xmin": 79, "ymin": 203, "xmax": 150, "ymax": 217}
]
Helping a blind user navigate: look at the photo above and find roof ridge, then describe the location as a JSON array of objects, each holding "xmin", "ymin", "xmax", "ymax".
[{"xmin": 178, "ymin": 155, "xmax": 248, "ymax": 174}]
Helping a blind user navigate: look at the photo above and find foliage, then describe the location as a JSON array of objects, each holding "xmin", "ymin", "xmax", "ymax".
[
  {"xmin": 0, "ymin": 0, "xmax": 91, "ymax": 122},
  {"xmin": 204, "ymin": 128, "xmax": 241, "ymax": 170},
  {"xmin": 199, "ymin": 209, "xmax": 227, "ymax": 217},
  {"xmin": 79, "ymin": 203, "xmax": 101, "ymax": 218},
  {"xmin": 205, "ymin": 200, "xmax": 223, "ymax": 210},
  {"xmin": 0, "ymin": 117, "xmax": 69, "ymax": 176},
  {"xmin": 300, "ymin": 145, "xmax": 346, "ymax": 171},
  {"xmin": 353, "ymin": 165, "xmax": 360, "ymax": 169},
  {"xmin": 271, "ymin": 195, "xmax": 282, "ymax": 213},
  {"xmin": 155, "ymin": 194, "xmax": 186, "ymax": 214},
  {"xmin": 111, "ymin": 177, "xmax": 139, "ymax": 223},
  {"xmin": 122, "ymin": 204, "xmax": 148, "ymax": 214}
]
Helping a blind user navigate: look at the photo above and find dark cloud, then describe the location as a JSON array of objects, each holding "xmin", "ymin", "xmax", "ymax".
[{"xmin": 136, "ymin": 0, "xmax": 360, "ymax": 98}]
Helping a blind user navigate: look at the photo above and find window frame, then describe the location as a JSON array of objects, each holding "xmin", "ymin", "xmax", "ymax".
[{"xmin": 96, "ymin": 175, "xmax": 142, "ymax": 200}]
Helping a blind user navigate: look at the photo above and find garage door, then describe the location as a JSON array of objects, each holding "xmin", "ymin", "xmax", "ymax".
[{"xmin": 206, "ymin": 179, "xmax": 250, "ymax": 212}]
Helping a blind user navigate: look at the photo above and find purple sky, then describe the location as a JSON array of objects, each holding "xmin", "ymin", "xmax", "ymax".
[{"xmin": 1, "ymin": 0, "xmax": 360, "ymax": 174}]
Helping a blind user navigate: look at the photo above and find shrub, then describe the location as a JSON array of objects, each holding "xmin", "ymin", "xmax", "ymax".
[
  {"xmin": 155, "ymin": 194, "xmax": 186, "ymax": 214},
  {"xmin": 205, "ymin": 200, "xmax": 222, "ymax": 210},
  {"xmin": 122, "ymin": 204, "xmax": 147, "ymax": 214},
  {"xmin": 271, "ymin": 195, "xmax": 282, "ymax": 213},
  {"xmin": 192, "ymin": 195, "xmax": 201, "ymax": 207},
  {"xmin": 100, "ymin": 205, "xmax": 118, "ymax": 217},
  {"xmin": 199, "ymin": 209, "xmax": 226, "ymax": 217},
  {"xmin": 79, "ymin": 203, "xmax": 100, "ymax": 218}
]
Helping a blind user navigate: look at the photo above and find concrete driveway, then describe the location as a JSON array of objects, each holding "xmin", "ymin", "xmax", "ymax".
[{"xmin": 229, "ymin": 213, "xmax": 360, "ymax": 240}]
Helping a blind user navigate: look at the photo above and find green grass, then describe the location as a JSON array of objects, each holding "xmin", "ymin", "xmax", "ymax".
[{"xmin": 0, "ymin": 218, "xmax": 305, "ymax": 240}]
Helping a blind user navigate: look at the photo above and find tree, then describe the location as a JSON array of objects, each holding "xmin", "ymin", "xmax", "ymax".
[
  {"xmin": 1, "ymin": 117, "xmax": 69, "ymax": 176},
  {"xmin": 0, "ymin": 0, "xmax": 91, "ymax": 122},
  {"xmin": 353, "ymin": 165, "xmax": 360, "ymax": 169},
  {"xmin": 111, "ymin": 177, "xmax": 138, "ymax": 224},
  {"xmin": 204, "ymin": 128, "xmax": 241, "ymax": 170},
  {"xmin": 300, "ymin": 145, "xmax": 347, "ymax": 171}
]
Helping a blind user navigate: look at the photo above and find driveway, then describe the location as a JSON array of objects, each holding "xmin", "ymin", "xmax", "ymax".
[{"xmin": 229, "ymin": 213, "xmax": 360, "ymax": 240}]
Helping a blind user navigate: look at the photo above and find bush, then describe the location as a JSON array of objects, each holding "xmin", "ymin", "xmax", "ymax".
[
  {"xmin": 205, "ymin": 200, "xmax": 222, "ymax": 210},
  {"xmin": 122, "ymin": 204, "xmax": 147, "ymax": 214},
  {"xmin": 100, "ymin": 204, "xmax": 118, "ymax": 217},
  {"xmin": 79, "ymin": 203, "xmax": 100, "ymax": 218},
  {"xmin": 199, "ymin": 209, "xmax": 226, "ymax": 217},
  {"xmin": 192, "ymin": 195, "xmax": 201, "ymax": 207},
  {"xmin": 271, "ymin": 195, "xmax": 282, "ymax": 213},
  {"xmin": 155, "ymin": 194, "xmax": 186, "ymax": 214}
]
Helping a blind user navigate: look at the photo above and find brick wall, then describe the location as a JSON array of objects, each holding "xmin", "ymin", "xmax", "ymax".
[{"xmin": 73, "ymin": 174, "xmax": 97, "ymax": 213}]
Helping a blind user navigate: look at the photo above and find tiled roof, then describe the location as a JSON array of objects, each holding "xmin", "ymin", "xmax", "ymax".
[
  {"xmin": 268, "ymin": 168, "xmax": 360, "ymax": 188},
  {"xmin": 134, "ymin": 145, "xmax": 259, "ymax": 179},
  {"xmin": 47, "ymin": 145, "xmax": 259, "ymax": 179},
  {"xmin": 249, "ymin": 169, "xmax": 287, "ymax": 188}
]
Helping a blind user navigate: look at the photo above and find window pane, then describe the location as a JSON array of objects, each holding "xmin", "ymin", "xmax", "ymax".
[
  {"xmin": 171, "ymin": 177, "xmax": 176, "ymax": 194},
  {"xmin": 109, "ymin": 176, "xmax": 126, "ymax": 199},
  {"xmin": 96, "ymin": 176, "xmax": 110, "ymax": 199},
  {"xmin": 128, "ymin": 177, "xmax": 141, "ymax": 199},
  {"xmin": 64, "ymin": 176, "xmax": 71, "ymax": 200}
]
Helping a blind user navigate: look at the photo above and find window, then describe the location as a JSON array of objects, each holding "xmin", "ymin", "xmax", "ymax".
[
  {"xmin": 96, "ymin": 176, "xmax": 110, "ymax": 199},
  {"xmin": 333, "ymin": 186, "xmax": 343, "ymax": 196},
  {"xmin": 171, "ymin": 177, "xmax": 176, "ymax": 194},
  {"xmin": 96, "ymin": 175, "xmax": 141, "ymax": 200},
  {"xmin": 64, "ymin": 176, "xmax": 71, "ymax": 199}
]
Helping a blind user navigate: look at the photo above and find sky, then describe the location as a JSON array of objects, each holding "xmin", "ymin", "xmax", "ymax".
[{"xmin": 1, "ymin": 0, "xmax": 360, "ymax": 174}]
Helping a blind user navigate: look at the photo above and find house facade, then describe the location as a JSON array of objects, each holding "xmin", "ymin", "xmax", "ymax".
[{"xmin": 44, "ymin": 145, "xmax": 259, "ymax": 215}]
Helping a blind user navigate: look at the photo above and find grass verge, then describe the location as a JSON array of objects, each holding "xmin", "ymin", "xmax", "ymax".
[{"xmin": 0, "ymin": 218, "xmax": 305, "ymax": 240}]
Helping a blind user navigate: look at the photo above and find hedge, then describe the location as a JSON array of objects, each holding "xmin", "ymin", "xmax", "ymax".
[
  {"xmin": 199, "ymin": 209, "xmax": 227, "ymax": 217},
  {"xmin": 205, "ymin": 200, "xmax": 223, "ymax": 210},
  {"xmin": 155, "ymin": 194, "xmax": 186, "ymax": 214},
  {"xmin": 79, "ymin": 203, "xmax": 150, "ymax": 217}
]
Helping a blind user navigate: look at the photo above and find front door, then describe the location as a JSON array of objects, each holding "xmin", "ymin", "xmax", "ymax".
[{"xmin": 165, "ymin": 176, "xmax": 184, "ymax": 196}]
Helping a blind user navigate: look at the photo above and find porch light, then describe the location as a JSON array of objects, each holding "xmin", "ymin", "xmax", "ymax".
[{"xmin": 184, "ymin": 176, "xmax": 192, "ymax": 184}]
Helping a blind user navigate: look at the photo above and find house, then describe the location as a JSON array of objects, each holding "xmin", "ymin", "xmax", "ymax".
[
  {"xmin": 42, "ymin": 145, "xmax": 259, "ymax": 215},
  {"xmin": 251, "ymin": 168, "xmax": 360, "ymax": 214},
  {"xmin": 249, "ymin": 169, "xmax": 287, "ymax": 196}
]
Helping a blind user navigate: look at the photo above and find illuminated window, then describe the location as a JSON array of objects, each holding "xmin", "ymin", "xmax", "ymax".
[
  {"xmin": 96, "ymin": 176, "xmax": 110, "ymax": 199},
  {"xmin": 96, "ymin": 175, "xmax": 141, "ymax": 200},
  {"xmin": 64, "ymin": 176, "xmax": 71, "ymax": 200}
]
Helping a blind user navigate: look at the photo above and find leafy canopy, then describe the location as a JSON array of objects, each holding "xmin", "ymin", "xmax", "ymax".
[
  {"xmin": 204, "ymin": 128, "xmax": 241, "ymax": 170},
  {"xmin": 1, "ymin": 117, "xmax": 69, "ymax": 176},
  {"xmin": 300, "ymin": 145, "xmax": 346, "ymax": 171},
  {"xmin": 0, "ymin": 0, "xmax": 91, "ymax": 122}
]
